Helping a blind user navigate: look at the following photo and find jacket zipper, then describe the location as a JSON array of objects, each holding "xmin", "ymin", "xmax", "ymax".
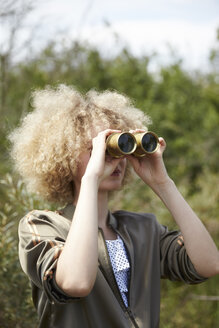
[
  {"xmin": 126, "ymin": 307, "xmax": 139, "ymax": 328},
  {"xmin": 100, "ymin": 229, "xmax": 139, "ymax": 328}
]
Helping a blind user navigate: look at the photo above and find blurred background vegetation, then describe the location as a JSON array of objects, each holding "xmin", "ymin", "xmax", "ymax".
[{"xmin": 0, "ymin": 1, "xmax": 218, "ymax": 327}]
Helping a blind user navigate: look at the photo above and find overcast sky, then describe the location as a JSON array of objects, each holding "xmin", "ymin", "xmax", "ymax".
[{"xmin": 3, "ymin": 0, "xmax": 219, "ymax": 71}]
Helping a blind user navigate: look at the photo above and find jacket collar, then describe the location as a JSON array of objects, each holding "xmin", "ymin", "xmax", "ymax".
[
  {"xmin": 107, "ymin": 211, "xmax": 118, "ymax": 230},
  {"xmin": 57, "ymin": 203, "xmax": 75, "ymax": 220}
]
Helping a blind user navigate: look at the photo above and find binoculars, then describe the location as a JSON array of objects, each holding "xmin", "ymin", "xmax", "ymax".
[{"xmin": 106, "ymin": 131, "xmax": 159, "ymax": 158}]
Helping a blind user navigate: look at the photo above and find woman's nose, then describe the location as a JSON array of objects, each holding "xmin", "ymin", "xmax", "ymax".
[{"xmin": 105, "ymin": 153, "xmax": 114, "ymax": 162}]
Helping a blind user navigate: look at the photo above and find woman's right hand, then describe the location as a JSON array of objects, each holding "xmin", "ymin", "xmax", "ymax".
[{"xmin": 83, "ymin": 129, "xmax": 123, "ymax": 184}]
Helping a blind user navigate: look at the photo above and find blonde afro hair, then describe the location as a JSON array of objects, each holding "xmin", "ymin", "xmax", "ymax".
[{"xmin": 9, "ymin": 84, "xmax": 151, "ymax": 203}]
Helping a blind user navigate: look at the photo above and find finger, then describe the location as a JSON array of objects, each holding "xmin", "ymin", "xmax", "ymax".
[
  {"xmin": 92, "ymin": 129, "xmax": 122, "ymax": 151},
  {"xmin": 92, "ymin": 129, "xmax": 121, "ymax": 146},
  {"xmin": 98, "ymin": 129, "xmax": 121, "ymax": 138},
  {"xmin": 126, "ymin": 154, "xmax": 139, "ymax": 166},
  {"xmin": 129, "ymin": 128, "xmax": 146, "ymax": 134},
  {"xmin": 158, "ymin": 137, "xmax": 166, "ymax": 152}
]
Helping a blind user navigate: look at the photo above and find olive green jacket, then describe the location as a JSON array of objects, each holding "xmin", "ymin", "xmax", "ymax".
[{"xmin": 18, "ymin": 205, "xmax": 206, "ymax": 328}]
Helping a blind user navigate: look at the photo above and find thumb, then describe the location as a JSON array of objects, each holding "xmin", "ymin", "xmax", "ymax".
[{"xmin": 126, "ymin": 154, "xmax": 140, "ymax": 169}]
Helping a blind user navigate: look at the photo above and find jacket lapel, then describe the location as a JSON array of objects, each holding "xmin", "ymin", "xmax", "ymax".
[
  {"xmin": 98, "ymin": 212, "xmax": 134, "ymax": 308},
  {"xmin": 114, "ymin": 220, "xmax": 135, "ymax": 308},
  {"xmin": 98, "ymin": 228, "xmax": 125, "ymax": 307}
]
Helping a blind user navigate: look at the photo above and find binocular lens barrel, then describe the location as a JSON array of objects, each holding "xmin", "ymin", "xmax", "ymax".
[
  {"xmin": 118, "ymin": 134, "xmax": 136, "ymax": 153},
  {"xmin": 142, "ymin": 133, "xmax": 158, "ymax": 153},
  {"xmin": 106, "ymin": 132, "xmax": 136, "ymax": 158},
  {"xmin": 136, "ymin": 131, "xmax": 159, "ymax": 156},
  {"xmin": 106, "ymin": 131, "xmax": 159, "ymax": 158}
]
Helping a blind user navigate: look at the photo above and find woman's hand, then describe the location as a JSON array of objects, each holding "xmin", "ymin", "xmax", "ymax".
[
  {"xmin": 127, "ymin": 130, "xmax": 171, "ymax": 190},
  {"xmin": 84, "ymin": 129, "xmax": 123, "ymax": 184}
]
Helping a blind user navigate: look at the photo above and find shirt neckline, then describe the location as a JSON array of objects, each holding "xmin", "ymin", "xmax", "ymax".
[{"xmin": 105, "ymin": 235, "xmax": 119, "ymax": 242}]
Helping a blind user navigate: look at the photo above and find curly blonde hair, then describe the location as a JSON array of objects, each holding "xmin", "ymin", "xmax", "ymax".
[{"xmin": 9, "ymin": 84, "xmax": 151, "ymax": 203}]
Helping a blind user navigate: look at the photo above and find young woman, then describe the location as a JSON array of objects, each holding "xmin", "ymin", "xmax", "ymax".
[{"xmin": 9, "ymin": 84, "xmax": 219, "ymax": 328}]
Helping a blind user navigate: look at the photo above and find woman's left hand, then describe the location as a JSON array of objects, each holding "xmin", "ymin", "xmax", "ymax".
[{"xmin": 127, "ymin": 130, "xmax": 170, "ymax": 190}]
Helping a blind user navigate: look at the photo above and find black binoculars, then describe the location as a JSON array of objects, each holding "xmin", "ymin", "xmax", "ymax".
[{"xmin": 106, "ymin": 131, "xmax": 159, "ymax": 158}]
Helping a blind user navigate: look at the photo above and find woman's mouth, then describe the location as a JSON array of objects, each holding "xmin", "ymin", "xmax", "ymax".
[{"xmin": 111, "ymin": 168, "xmax": 121, "ymax": 176}]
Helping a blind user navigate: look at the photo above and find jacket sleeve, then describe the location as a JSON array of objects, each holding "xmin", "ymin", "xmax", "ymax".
[
  {"xmin": 18, "ymin": 210, "xmax": 79, "ymax": 304},
  {"xmin": 159, "ymin": 224, "xmax": 208, "ymax": 284}
]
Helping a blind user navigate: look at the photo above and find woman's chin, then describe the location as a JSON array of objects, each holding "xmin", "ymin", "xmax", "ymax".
[{"xmin": 99, "ymin": 179, "xmax": 124, "ymax": 192}]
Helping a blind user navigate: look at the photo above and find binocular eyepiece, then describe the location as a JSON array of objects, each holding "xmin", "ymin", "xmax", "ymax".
[{"xmin": 106, "ymin": 131, "xmax": 159, "ymax": 158}]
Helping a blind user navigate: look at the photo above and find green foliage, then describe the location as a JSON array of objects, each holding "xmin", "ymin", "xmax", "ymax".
[
  {"xmin": 0, "ymin": 176, "xmax": 37, "ymax": 327},
  {"xmin": 0, "ymin": 175, "xmax": 56, "ymax": 327},
  {"xmin": 0, "ymin": 31, "xmax": 218, "ymax": 327},
  {"xmin": 160, "ymin": 277, "xmax": 219, "ymax": 328}
]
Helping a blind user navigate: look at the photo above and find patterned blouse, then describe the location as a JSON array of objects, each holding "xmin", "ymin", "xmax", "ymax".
[{"xmin": 105, "ymin": 235, "xmax": 130, "ymax": 307}]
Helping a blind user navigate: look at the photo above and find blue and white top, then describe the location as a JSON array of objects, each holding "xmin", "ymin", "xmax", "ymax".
[{"xmin": 106, "ymin": 235, "xmax": 130, "ymax": 307}]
